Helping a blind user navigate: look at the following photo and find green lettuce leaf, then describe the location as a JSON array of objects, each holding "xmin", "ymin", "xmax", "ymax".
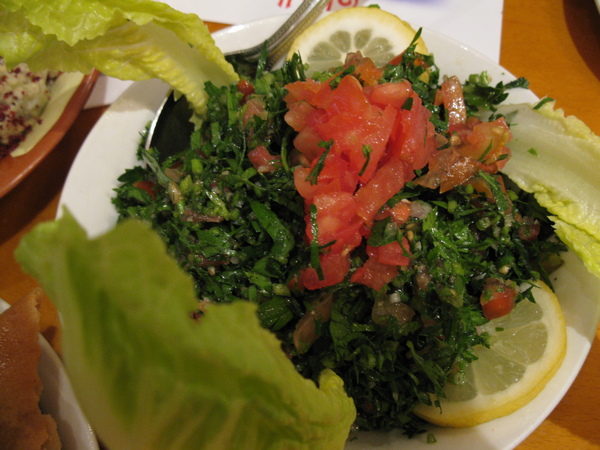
[
  {"xmin": 0, "ymin": 0, "xmax": 238, "ymax": 114},
  {"xmin": 15, "ymin": 210, "xmax": 356, "ymax": 449},
  {"xmin": 499, "ymin": 100, "xmax": 600, "ymax": 278}
]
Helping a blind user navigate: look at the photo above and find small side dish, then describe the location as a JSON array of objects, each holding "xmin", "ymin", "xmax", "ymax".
[
  {"xmin": 0, "ymin": 68, "xmax": 98, "ymax": 198},
  {"xmin": 0, "ymin": 60, "xmax": 59, "ymax": 159}
]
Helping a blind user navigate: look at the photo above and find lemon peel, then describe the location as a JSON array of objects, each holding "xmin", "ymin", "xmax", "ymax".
[
  {"xmin": 414, "ymin": 281, "xmax": 566, "ymax": 427},
  {"xmin": 287, "ymin": 7, "xmax": 428, "ymax": 75}
]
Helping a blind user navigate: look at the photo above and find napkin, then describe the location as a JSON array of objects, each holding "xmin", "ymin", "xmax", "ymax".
[{"xmin": 84, "ymin": 0, "xmax": 504, "ymax": 108}]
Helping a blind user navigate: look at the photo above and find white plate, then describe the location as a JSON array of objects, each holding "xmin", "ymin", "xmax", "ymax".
[
  {"xmin": 59, "ymin": 16, "xmax": 600, "ymax": 450},
  {"xmin": 0, "ymin": 299, "xmax": 98, "ymax": 450}
]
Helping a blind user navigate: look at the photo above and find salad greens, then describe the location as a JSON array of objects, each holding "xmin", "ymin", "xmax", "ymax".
[
  {"xmin": 0, "ymin": 0, "xmax": 237, "ymax": 114},
  {"xmin": 16, "ymin": 210, "xmax": 356, "ymax": 450},
  {"xmin": 111, "ymin": 51, "xmax": 566, "ymax": 434},
  {"xmin": 497, "ymin": 101, "xmax": 600, "ymax": 278}
]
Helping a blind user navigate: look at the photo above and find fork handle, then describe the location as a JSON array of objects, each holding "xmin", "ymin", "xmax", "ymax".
[{"xmin": 225, "ymin": 0, "xmax": 330, "ymax": 67}]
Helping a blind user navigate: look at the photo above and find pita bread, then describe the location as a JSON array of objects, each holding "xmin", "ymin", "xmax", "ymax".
[{"xmin": 0, "ymin": 288, "xmax": 61, "ymax": 449}]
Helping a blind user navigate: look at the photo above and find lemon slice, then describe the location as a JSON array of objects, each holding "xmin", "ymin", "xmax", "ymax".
[
  {"xmin": 286, "ymin": 7, "xmax": 428, "ymax": 75},
  {"xmin": 414, "ymin": 281, "xmax": 567, "ymax": 428}
]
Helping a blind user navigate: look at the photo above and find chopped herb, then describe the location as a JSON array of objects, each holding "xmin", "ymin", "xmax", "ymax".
[
  {"xmin": 309, "ymin": 203, "xmax": 324, "ymax": 280},
  {"xmin": 401, "ymin": 96, "xmax": 414, "ymax": 110},
  {"xmin": 534, "ymin": 97, "xmax": 554, "ymax": 109},
  {"xmin": 359, "ymin": 145, "xmax": 373, "ymax": 177},
  {"xmin": 306, "ymin": 140, "xmax": 333, "ymax": 185}
]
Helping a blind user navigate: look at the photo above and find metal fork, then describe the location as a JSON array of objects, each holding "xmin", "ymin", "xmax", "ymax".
[
  {"xmin": 145, "ymin": 0, "xmax": 329, "ymax": 158},
  {"xmin": 224, "ymin": 0, "xmax": 330, "ymax": 70}
]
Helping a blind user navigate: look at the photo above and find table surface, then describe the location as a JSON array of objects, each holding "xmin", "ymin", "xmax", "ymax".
[{"xmin": 1, "ymin": 0, "xmax": 599, "ymax": 447}]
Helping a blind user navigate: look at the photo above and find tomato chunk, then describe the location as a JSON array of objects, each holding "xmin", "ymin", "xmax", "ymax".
[
  {"xmin": 133, "ymin": 180, "xmax": 156, "ymax": 200},
  {"xmin": 355, "ymin": 156, "xmax": 407, "ymax": 224},
  {"xmin": 441, "ymin": 75, "xmax": 467, "ymax": 126},
  {"xmin": 480, "ymin": 277, "xmax": 518, "ymax": 320},
  {"xmin": 350, "ymin": 257, "xmax": 398, "ymax": 292},
  {"xmin": 248, "ymin": 145, "xmax": 281, "ymax": 173},
  {"xmin": 300, "ymin": 251, "xmax": 351, "ymax": 290},
  {"xmin": 371, "ymin": 238, "xmax": 411, "ymax": 267}
]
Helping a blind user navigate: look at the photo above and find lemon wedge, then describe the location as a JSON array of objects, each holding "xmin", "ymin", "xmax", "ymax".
[
  {"xmin": 286, "ymin": 7, "xmax": 428, "ymax": 75},
  {"xmin": 414, "ymin": 281, "xmax": 567, "ymax": 428}
]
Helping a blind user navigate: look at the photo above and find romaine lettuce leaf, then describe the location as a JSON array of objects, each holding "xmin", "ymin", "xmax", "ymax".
[
  {"xmin": 0, "ymin": 0, "xmax": 238, "ymax": 114},
  {"xmin": 499, "ymin": 101, "xmax": 600, "ymax": 278},
  {"xmin": 15, "ymin": 210, "xmax": 356, "ymax": 449}
]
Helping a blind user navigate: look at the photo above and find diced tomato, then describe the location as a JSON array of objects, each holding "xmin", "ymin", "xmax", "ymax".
[
  {"xmin": 315, "ymin": 75, "xmax": 370, "ymax": 116},
  {"xmin": 388, "ymin": 93, "xmax": 436, "ymax": 172},
  {"xmin": 237, "ymin": 79, "xmax": 254, "ymax": 98},
  {"xmin": 285, "ymin": 76, "xmax": 399, "ymax": 183},
  {"xmin": 303, "ymin": 106, "xmax": 329, "ymax": 130},
  {"xmin": 389, "ymin": 201, "xmax": 411, "ymax": 225},
  {"xmin": 294, "ymin": 170, "xmax": 348, "ymax": 203},
  {"xmin": 416, "ymin": 116, "xmax": 512, "ymax": 192},
  {"xmin": 344, "ymin": 52, "xmax": 383, "ymax": 87},
  {"xmin": 455, "ymin": 118, "xmax": 512, "ymax": 169},
  {"xmin": 247, "ymin": 145, "xmax": 282, "ymax": 173},
  {"xmin": 365, "ymin": 80, "xmax": 413, "ymax": 110},
  {"xmin": 292, "ymin": 126, "xmax": 325, "ymax": 162},
  {"xmin": 316, "ymin": 151, "xmax": 359, "ymax": 194},
  {"xmin": 370, "ymin": 238, "xmax": 411, "ymax": 267},
  {"xmin": 467, "ymin": 173, "xmax": 512, "ymax": 210},
  {"xmin": 284, "ymin": 100, "xmax": 316, "ymax": 132},
  {"xmin": 293, "ymin": 293, "xmax": 335, "ymax": 353},
  {"xmin": 293, "ymin": 151, "xmax": 359, "ymax": 201},
  {"xmin": 441, "ymin": 75, "xmax": 467, "ymax": 127},
  {"xmin": 293, "ymin": 166, "xmax": 316, "ymax": 199},
  {"xmin": 438, "ymin": 155, "xmax": 483, "ymax": 193},
  {"xmin": 309, "ymin": 191, "xmax": 362, "ymax": 253},
  {"xmin": 466, "ymin": 174, "xmax": 495, "ymax": 199},
  {"xmin": 350, "ymin": 257, "xmax": 398, "ymax": 291},
  {"xmin": 415, "ymin": 147, "xmax": 485, "ymax": 193},
  {"xmin": 300, "ymin": 251, "xmax": 351, "ymax": 290},
  {"xmin": 283, "ymin": 78, "xmax": 323, "ymax": 104},
  {"xmin": 311, "ymin": 191, "xmax": 358, "ymax": 243},
  {"xmin": 517, "ymin": 216, "xmax": 541, "ymax": 241},
  {"xmin": 317, "ymin": 104, "xmax": 396, "ymax": 183},
  {"xmin": 242, "ymin": 97, "xmax": 267, "ymax": 127},
  {"xmin": 388, "ymin": 52, "xmax": 430, "ymax": 71},
  {"xmin": 133, "ymin": 180, "xmax": 156, "ymax": 200},
  {"xmin": 355, "ymin": 156, "xmax": 407, "ymax": 224},
  {"xmin": 480, "ymin": 277, "xmax": 518, "ymax": 320}
]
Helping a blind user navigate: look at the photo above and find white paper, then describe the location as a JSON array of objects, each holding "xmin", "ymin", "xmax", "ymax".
[{"xmin": 85, "ymin": 0, "xmax": 503, "ymax": 108}]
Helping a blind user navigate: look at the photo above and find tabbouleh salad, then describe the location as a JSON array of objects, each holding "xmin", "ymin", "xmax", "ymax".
[{"xmin": 112, "ymin": 39, "xmax": 566, "ymax": 435}]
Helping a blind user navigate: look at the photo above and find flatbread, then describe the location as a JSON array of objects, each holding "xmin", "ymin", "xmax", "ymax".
[{"xmin": 0, "ymin": 288, "xmax": 61, "ymax": 449}]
